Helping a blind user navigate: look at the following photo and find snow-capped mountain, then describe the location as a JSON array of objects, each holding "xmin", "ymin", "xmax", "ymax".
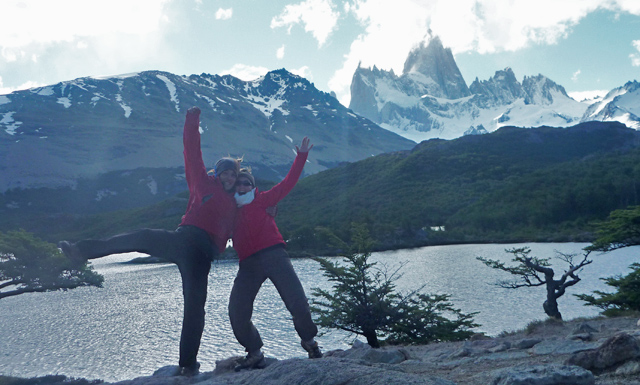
[
  {"xmin": 0, "ymin": 69, "xmax": 414, "ymax": 196},
  {"xmin": 581, "ymin": 81, "xmax": 640, "ymax": 129},
  {"xmin": 348, "ymin": 36, "xmax": 634, "ymax": 142}
]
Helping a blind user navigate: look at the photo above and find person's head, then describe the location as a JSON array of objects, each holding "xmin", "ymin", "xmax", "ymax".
[
  {"xmin": 235, "ymin": 168, "xmax": 255, "ymax": 195},
  {"xmin": 214, "ymin": 157, "xmax": 240, "ymax": 192}
]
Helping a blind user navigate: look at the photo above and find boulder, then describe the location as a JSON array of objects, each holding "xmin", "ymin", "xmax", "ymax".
[
  {"xmin": 565, "ymin": 332, "xmax": 640, "ymax": 371},
  {"xmin": 476, "ymin": 364, "xmax": 595, "ymax": 385}
]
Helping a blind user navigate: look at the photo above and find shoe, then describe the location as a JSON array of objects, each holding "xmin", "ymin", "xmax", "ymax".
[
  {"xmin": 179, "ymin": 362, "xmax": 200, "ymax": 376},
  {"xmin": 58, "ymin": 241, "xmax": 85, "ymax": 265},
  {"xmin": 234, "ymin": 352, "xmax": 266, "ymax": 372},
  {"xmin": 301, "ymin": 340, "xmax": 323, "ymax": 359}
]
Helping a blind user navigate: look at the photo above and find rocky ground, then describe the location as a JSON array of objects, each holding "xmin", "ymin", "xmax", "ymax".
[
  {"xmin": 5, "ymin": 315, "xmax": 640, "ymax": 385},
  {"xmin": 115, "ymin": 315, "xmax": 640, "ymax": 385}
]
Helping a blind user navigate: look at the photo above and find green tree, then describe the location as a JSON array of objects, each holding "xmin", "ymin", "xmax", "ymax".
[
  {"xmin": 588, "ymin": 205, "xmax": 640, "ymax": 252},
  {"xmin": 575, "ymin": 263, "xmax": 640, "ymax": 316},
  {"xmin": 477, "ymin": 247, "xmax": 592, "ymax": 320},
  {"xmin": 0, "ymin": 230, "xmax": 103, "ymax": 299},
  {"xmin": 575, "ymin": 206, "xmax": 640, "ymax": 315},
  {"xmin": 310, "ymin": 224, "xmax": 478, "ymax": 348}
]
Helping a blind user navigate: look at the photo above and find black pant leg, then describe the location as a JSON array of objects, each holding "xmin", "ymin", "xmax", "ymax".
[
  {"xmin": 75, "ymin": 228, "xmax": 182, "ymax": 261},
  {"xmin": 177, "ymin": 246, "xmax": 212, "ymax": 368}
]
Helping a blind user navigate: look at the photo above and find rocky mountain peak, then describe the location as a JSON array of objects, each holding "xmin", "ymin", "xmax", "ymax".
[
  {"xmin": 469, "ymin": 67, "xmax": 526, "ymax": 106},
  {"xmin": 402, "ymin": 36, "xmax": 470, "ymax": 99},
  {"xmin": 522, "ymin": 74, "xmax": 570, "ymax": 105}
]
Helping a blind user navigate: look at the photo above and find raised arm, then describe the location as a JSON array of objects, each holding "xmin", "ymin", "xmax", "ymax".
[
  {"xmin": 183, "ymin": 107, "xmax": 208, "ymax": 189},
  {"xmin": 261, "ymin": 137, "xmax": 312, "ymax": 206}
]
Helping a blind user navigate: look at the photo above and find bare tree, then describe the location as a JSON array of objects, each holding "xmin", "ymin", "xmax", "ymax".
[{"xmin": 477, "ymin": 247, "xmax": 592, "ymax": 320}]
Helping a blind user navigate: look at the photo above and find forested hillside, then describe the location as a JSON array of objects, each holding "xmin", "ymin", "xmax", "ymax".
[
  {"xmin": 277, "ymin": 121, "xmax": 640, "ymax": 254},
  {"xmin": 6, "ymin": 121, "xmax": 640, "ymax": 255}
]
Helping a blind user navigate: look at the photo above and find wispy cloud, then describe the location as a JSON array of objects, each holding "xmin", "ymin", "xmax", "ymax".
[
  {"xmin": 277, "ymin": 45, "xmax": 286, "ymax": 59},
  {"xmin": 0, "ymin": 76, "xmax": 44, "ymax": 95},
  {"xmin": 329, "ymin": 0, "xmax": 640, "ymax": 105},
  {"xmin": 221, "ymin": 64, "xmax": 269, "ymax": 81},
  {"xmin": 216, "ymin": 8, "xmax": 233, "ymax": 20},
  {"xmin": 631, "ymin": 40, "xmax": 640, "ymax": 66},
  {"xmin": 291, "ymin": 66, "xmax": 312, "ymax": 81},
  {"xmin": 271, "ymin": 0, "xmax": 339, "ymax": 48},
  {"xmin": 0, "ymin": 0, "xmax": 170, "ymax": 48},
  {"xmin": 572, "ymin": 70, "xmax": 581, "ymax": 82}
]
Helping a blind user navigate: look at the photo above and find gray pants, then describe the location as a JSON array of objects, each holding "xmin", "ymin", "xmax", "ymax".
[{"xmin": 228, "ymin": 245, "xmax": 318, "ymax": 353}]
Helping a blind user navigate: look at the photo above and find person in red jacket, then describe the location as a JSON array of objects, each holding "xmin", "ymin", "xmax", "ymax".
[
  {"xmin": 58, "ymin": 106, "xmax": 238, "ymax": 376},
  {"xmin": 229, "ymin": 136, "xmax": 322, "ymax": 371}
]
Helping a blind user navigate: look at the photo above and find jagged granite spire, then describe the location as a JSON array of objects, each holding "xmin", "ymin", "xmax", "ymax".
[{"xmin": 402, "ymin": 36, "xmax": 470, "ymax": 99}]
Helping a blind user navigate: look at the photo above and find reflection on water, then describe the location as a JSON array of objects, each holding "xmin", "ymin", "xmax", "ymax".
[{"xmin": 0, "ymin": 243, "xmax": 637, "ymax": 381}]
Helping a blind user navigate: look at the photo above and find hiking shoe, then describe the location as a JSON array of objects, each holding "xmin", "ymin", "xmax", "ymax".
[
  {"xmin": 301, "ymin": 340, "xmax": 323, "ymax": 359},
  {"xmin": 234, "ymin": 352, "xmax": 266, "ymax": 372},
  {"xmin": 58, "ymin": 241, "xmax": 85, "ymax": 265},
  {"xmin": 179, "ymin": 362, "xmax": 200, "ymax": 376}
]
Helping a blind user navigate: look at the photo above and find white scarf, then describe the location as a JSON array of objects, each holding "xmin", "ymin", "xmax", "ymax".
[{"xmin": 234, "ymin": 189, "xmax": 256, "ymax": 207}]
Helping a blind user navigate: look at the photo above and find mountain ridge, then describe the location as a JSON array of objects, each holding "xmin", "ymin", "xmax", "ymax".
[
  {"xmin": 348, "ymin": 36, "xmax": 639, "ymax": 141},
  {"xmin": 0, "ymin": 69, "xmax": 414, "ymax": 195}
]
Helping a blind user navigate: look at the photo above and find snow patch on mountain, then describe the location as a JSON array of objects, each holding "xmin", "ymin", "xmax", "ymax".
[
  {"xmin": 139, "ymin": 176, "xmax": 158, "ymax": 195},
  {"xmin": 57, "ymin": 97, "xmax": 72, "ymax": 108},
  {"xmin": 1, "ymin": 111, "xmax": 21, "ymax": 135},
  {"xmin": 156, "ymin": 74, "xmax": 180, "ymax": 112},
  {"xmin": 33, "ymin": 86, "xmax": 54, "ymax": 96},
  {"xmin": 0, "ymin": 95, "xmax": 9, "ymax": 105},
  {"xmin": 581, "ymin": 81, "xmax": 640, "ymax": 129},
  {"xmin": 116, "ymin": 80, "xmax": 132, "ymax": 118},
  {"xmin": 195, "ymin": 92, "xmax": 218, "ymax": 109}
]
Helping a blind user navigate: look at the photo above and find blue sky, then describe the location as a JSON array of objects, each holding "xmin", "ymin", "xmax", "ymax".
[{"xmin": 1, "ymin": 0, "xmax": 639, "ymax": 105}]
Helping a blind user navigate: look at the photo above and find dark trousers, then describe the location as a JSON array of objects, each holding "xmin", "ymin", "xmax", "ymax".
[
  {"xmin": 75, "ymin": 225, "xmax": 216, "ymax": 368},
  {"xmin": 228, "ymin": 245, "xmax": 318, "ymax": 353}
]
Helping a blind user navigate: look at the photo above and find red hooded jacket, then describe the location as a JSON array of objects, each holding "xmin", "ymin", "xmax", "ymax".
[
  {"xmin": 179, "ymin": 111, "xmax": 236, "ymax": 253},
  {"xmin": 232, "ymin": 151, "xmax": 308, "ymax": 261}
]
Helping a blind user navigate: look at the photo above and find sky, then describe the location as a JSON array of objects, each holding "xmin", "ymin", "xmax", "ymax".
[{"xmin": 1, "ymin": 0, "xmax": 639, "ymax": 106}]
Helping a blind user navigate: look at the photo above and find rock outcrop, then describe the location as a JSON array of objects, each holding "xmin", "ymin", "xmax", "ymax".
[{"xmin": 100, "ymin": 316, "xmax": 640, "ymax": 385}]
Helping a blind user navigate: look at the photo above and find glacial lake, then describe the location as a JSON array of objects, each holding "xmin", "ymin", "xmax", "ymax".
[{"xmin": 1, "ymin": 242, "xmax": 638, "ymax": 382}]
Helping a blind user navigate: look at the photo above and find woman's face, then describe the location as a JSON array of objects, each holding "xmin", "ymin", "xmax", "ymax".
[
  {"xmin": 219, "ymin": 169, "xmax": 238, "ymax": 192},
  {"xmin": 235, "ymin": 176, "xmax": 254, "ymax": 195}
]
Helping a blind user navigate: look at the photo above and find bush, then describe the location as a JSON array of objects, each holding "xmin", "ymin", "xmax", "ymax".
[
  {"xmin": 310, "ymin": 223, "xmax": 478, "ymax": 347},
  {"xmin": 0, "ymin": 230, "xmax": 103, "ymax": 299}
]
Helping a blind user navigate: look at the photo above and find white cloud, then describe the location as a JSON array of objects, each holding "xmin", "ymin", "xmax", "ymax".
[
  {"xmin": 221, "ymin": 64, "xmax": 269, "ymax": 81},
  {"xmin": 0, "ymin": 77, "xmax": 45, "ymax": 95},
  {"xmin": 277, "ymin": 45, "xmax": 286, "ymax": 59},
  {"xmin": 572, "ymin": 70, "xmax": 581, "ymax": 82},
  {"xmin": 568, "ymin": 90, "xmax": 608, "ymax": 102},
  {"xmin": 271, "ymin": 0, "xmax": 339, "ymax": 47},
  {"xmin": 1, "ymin": 48, "xmax": 18, "ymax": 62},
  {"xmin": 291, "ymin": 66, "xmax": 312, "ymax": 81},
  {"xmin": 328, "ymin": 0, "xmax": 640, "ymax": 106},
  {"xmin": 631, "ymin": 40, "xmax": 640, "ymax": 66},
  {"xmin": 215, "ymin": 8, "xmax": 233, "ymax": 20},
  {"xmin": 0, "ymin": 0, "xmax": 170, "ymax": 48}
]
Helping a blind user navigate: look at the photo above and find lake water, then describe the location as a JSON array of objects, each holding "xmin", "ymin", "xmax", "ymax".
[{"xmin": 1, "ymin": 242, "xmax": 638, "ymax": 382}]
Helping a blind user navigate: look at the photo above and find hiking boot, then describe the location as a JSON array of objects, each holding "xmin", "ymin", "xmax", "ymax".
[
  {"xmin": 301, "ymin": 340, "xmax": 323, "ymax": 359},
  {"xmin": 179, "ymin": 362, "xmax": 200, "ymax": 376},
  {"xmin": 234, "ymin": 352, "xmax": 266, "ymax": 372},
  {"xmin": 58, "ymin": 241, "xmax": 86, "ymax": 265}
]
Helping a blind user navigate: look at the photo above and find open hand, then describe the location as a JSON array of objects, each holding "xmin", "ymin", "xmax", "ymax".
[
  {"xmin": 187, "ymin": 106, "xmax": 201, "ymax": 116},
  {"xmin": 296, "ymin": 137, "xmax": 313, "ymax": 153}
]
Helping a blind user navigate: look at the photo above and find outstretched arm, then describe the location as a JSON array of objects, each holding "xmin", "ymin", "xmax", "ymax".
[
  {"xmin": 183, "ymin": 107, "xmax": 207, "ymax": 189},
  {"xmin": 261, "ymin": 137, "xmax": 312, "ymax": 206},
  {"xmin": 296, "ymin": 136, "xmax": 313, "ymax": 154}
]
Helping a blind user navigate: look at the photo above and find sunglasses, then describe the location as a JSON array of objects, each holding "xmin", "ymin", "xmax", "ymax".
[{"xmin": 236, "ymin": 180, "xmax": 253, "ymax": 187}]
